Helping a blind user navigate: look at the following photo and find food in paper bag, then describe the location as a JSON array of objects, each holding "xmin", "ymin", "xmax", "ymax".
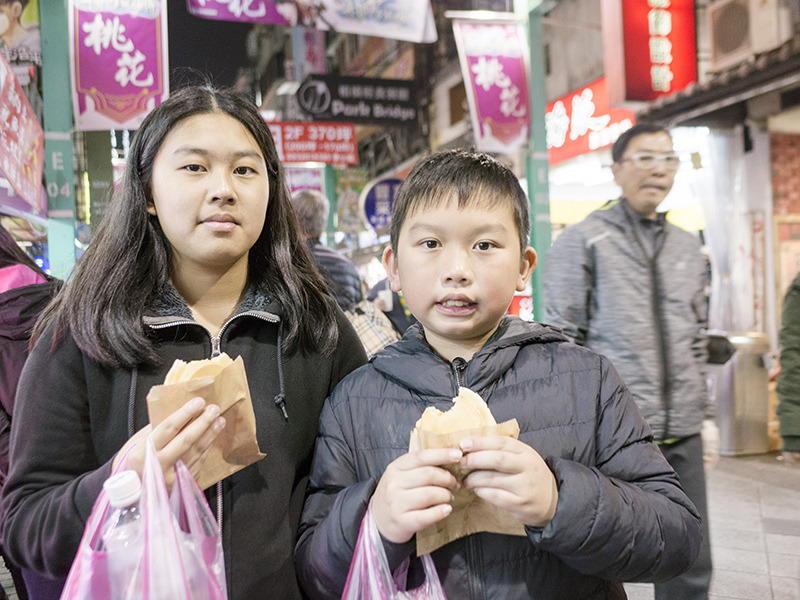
[
  {"xmin": 147, "ymin": 353, "xmax": 265, "ymax": 490},
  {"xmin": 410, "ymin": 387, "xmax": 526, "ymax": 555}
]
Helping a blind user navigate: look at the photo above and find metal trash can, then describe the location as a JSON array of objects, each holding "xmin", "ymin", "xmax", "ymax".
[{"xmin": 707, "ymin": 332, "xmax": 771, "ymax": 456}]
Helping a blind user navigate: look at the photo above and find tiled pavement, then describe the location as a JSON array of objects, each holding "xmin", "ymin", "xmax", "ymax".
[
  {"xmin": 1, "ymin": 452, "xmax": 798, "ymax": 600},
  {"xmin": 626, "ymin": 452, "xmax": 800, "ymax": 600}
]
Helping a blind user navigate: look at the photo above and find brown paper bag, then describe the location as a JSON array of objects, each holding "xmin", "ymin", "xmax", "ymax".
[
  {"xmin": 409, "ymin": 419, "xmax": 527, "ymax": 555},
  {"xmin": 147, "ymin": 356, "xmax": 265, "ymax": 490}
]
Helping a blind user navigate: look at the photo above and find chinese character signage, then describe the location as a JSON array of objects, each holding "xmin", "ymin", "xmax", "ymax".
[
  {"xmin": 285, "ymin": 165, "xmax": 325, "ymax": 195},
  {"xmin": 268, "ymin": 122, "xmax": 358, "ymax": 165},
  {"xmin": 297, "ymin": 75, "xmax": 416, "ymax": 125},
  {"xmin": 0, "ymin": 52, "xmax": 44, "ymax": 216},
  {"xmin": 68, "ymin": 0, "xmax": 169, "ymax": 131},
  {"xmin": 186, "ymin": 0, "xmax": 436, "ymax": 43},
  {"xmin": 361, "ymin": 177, "xmax": 401, "ymax": 235},
  {"xmin": 452, "ymin": 18, "xmax": 531, "ymax": 154},
  {"xmin": 545, "ymin": 78, "xmax": 636, "ymax": 164},
  {"xmin": 621, "ymin": 0, "xmax": 697, "ymax": 101}
]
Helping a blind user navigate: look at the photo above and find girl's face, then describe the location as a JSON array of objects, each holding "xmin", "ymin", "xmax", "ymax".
[{"xmin": 147, "ymin": 112, "xmax": 269, "ymax": 276}]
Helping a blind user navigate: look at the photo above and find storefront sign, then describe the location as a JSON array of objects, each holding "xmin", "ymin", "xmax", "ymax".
[
  {"xmin": 186, "ymin": 0, "xmax": 436, "ymax": 43},
  {"xmin": 296, "ymin": 75, "xmax": 416, "ymax": 125},
  {"xmin": 69, "ymin": 0, "xmax": 169, "ymax": 130},
  {"xmin": 622, "ymin": 0, "xmax": 696, "ymax": 100},
  {"xmin": 0, "ymin": 53, "xmax": 44, "ymax": 216},
  {"xmin": 361, "ymin": 177, "xmax": 401, "ymax": 235},
  {"xmin": 604, "ymin": 0, "xmax": 697, "ymax": 103},
  {"xmin": 268, "ymin": 122, "xmax": 358, "ymax": 165},
  {"xmin": 452, "ymin": 18, "xmax": 531, "ymax": 153},
  {"xmin": 545, "ymin": 77, "xmax": 636, "ymax": 164}
]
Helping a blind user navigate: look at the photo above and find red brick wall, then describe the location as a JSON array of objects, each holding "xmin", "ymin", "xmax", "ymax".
[{"xmin": 772, "ymin": 133, "xmax": 800, "ymax": 215}]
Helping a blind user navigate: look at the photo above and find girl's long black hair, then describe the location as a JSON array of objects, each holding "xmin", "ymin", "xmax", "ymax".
[{"xmin": 34, "ymin": 84, "xmax": 339, "ymax": 367}]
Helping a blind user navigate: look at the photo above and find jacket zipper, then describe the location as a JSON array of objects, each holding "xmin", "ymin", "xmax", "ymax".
[
  {"xmin": 146, "ymin": 310, "xmax": 280, "ymax": 539},
  {"xmin": 451, "ymin": 357, "xmax": 467, "ymax": 394},
  {"xmin": 621, "ymin": 208, "xmax": 672, "ymax": 440}
]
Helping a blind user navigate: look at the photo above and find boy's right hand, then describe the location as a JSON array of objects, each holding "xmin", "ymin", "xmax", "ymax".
[{"xmin": 371, "ymin": 448, "xmax": 463, "ymax": 544}]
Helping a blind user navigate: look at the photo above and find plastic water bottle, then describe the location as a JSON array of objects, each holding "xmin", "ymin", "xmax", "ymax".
[{"xmin": 102, "ymin": 470, "xmax": 144, "ymax": 599}]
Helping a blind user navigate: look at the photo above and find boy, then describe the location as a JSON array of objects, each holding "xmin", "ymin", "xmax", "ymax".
[{"xmin": 295, "ymin": 150, "xmax": 702, "ymax": 599}]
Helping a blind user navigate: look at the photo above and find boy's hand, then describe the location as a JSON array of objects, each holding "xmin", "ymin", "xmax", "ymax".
[
  {"xmin": 371, "ymin": 448, "xmax": 462, "ymax": 544},
  {"xmin": 460, "ymin": 436, "xmax": 558, "ymax": 528}
]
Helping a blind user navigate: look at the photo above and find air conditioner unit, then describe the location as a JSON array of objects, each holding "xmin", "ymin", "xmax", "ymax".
[{"xmin": 708, "ymin": 0, "xmax": 793, "ymax": 72}]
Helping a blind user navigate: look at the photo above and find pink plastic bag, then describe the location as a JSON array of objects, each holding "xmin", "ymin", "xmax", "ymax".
[
  {"xmin": 60, "ymin": 436, "xmax": 227, "ymax": 600},
  {"xmin": 341, "ymin": 506, "xmax": 447, "ymax": 600}
]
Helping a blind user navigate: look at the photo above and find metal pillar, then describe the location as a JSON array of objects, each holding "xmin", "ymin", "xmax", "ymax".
[
  {"xmin": 515, "ymin": 0, "xmax": 552, "ymax": 320},
  {"xmin": 40, "ymin": 0, "xmax": 76, "ymax": 279}
]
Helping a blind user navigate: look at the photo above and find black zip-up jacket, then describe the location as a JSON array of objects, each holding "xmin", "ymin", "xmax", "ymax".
[
  {"xmin": 296, "ymin": 317, "xmax": 702, "ymax": 599},
  {"xmin": 1, "ymin": 285, "xmax": 366, "ymax": 599}
]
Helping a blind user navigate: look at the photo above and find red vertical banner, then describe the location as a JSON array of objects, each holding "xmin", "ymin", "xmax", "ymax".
[
  {"xmin": 0, "ymin": 52, "xmax": 44, "ymax": 214},
  {"xmin": 621, "ymin": 0, "xmax": 697, "ymax": 101}
]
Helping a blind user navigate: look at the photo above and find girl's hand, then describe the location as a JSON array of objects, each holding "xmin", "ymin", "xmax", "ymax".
[
  {"xmin": 459, "ymin": 436, "xmax": 558, "ymax": 528},
  {"xmin": 111, "ymin": 397, "xmax": 226, "ymax": 487},
  {"xmin": 371, "ymin": 448, "xmax": 462, "ymax": 544}
]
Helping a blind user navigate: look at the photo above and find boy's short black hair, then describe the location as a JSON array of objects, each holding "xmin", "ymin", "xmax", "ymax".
[
  {"xmin": 611, "ymin": 123, "xmax": 671, "ymax": 163},
  {"xmin": 390, "ymin": 149, "xmax": 531, "ymax": 256}
]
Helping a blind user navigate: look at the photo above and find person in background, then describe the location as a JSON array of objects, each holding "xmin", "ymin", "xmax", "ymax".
[
  {"xmin": 777, "ymin": 271, "xmax": 800, "ymax": 466},
  {"xmin": 1, "ymin": 84, "xmax": 366, "ymax": 600},
  {"xmin": 295, "ymin": 149, "xmax": 701, "ymax": 599},
  {"xmin": 291, "ymin": 189, "xmax": 361, "ymax": 312},
  {"xmin": 0, "ymin": 223, "xmax": 59, "ymax": 600},
  {"xmin": 543, "ymin": 123, "xmax": 716, "ymax": 600},
  {"xmin": 367, "ymin": 277, "xmax": 418, "ymax": 336}
]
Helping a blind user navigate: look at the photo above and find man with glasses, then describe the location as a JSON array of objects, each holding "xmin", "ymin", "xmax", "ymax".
[{"xmin": 543, "ymin": 123, "xmax": 714, "ymax": 600}]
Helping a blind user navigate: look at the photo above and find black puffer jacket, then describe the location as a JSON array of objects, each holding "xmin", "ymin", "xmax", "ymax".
[
  {"xmin": 2, "ymin": 285, "xmax": 366, "ymax": 600},
  {"xmin": 296, "ymin": 317, "xmax": 702, "ymax": 600}
]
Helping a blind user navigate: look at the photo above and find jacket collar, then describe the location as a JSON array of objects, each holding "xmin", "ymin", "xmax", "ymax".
[
  {"xmin": 370, "ymin": 316, "xmax": 568, "ymax": 397},
  {"xmin": 143, "ymin": 283, "xmax": 280, "ymax": 326}
]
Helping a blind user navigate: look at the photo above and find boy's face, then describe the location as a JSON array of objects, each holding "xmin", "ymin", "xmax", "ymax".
[{"xmin": 383, "ymin": 197, "xmax": 536, "ymax": 362}]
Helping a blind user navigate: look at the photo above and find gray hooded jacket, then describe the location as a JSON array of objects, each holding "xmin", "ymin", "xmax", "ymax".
[{"xmin": 543, "ymin": 200, "xmax": 710, "ymax": 440}]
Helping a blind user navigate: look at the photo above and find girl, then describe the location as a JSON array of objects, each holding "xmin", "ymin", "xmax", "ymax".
[{"xmin": 0, "ymin": 85, "xmax": 366, "ymax": 600}]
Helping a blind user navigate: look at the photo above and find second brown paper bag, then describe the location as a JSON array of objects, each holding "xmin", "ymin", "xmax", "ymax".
[
  {"xmin": 147, "ymin": 356, "xmax": 265, "ymax": 490},
  {"xmin": 409, "ymin": 419, "xmax": 527, "ymax": 555}
]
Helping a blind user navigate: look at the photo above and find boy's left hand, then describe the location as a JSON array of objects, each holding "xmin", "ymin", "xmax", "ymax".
[{"xmin": 459, "ymin": 436, "xmax": 558, "ymax": 528}]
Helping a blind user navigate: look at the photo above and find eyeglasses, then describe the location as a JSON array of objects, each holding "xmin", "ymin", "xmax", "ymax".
[{"xmin": 618, "ymin": 152, "xmax": 681, "ymax": 171}]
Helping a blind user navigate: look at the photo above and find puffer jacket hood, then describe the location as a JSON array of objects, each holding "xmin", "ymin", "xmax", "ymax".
[
  {"xmin": 371, "ymin": 318, "xmax": 568, "ymax": 396},
  {"xmin": 0, "ymin": 279, "xmax": 59, "ymax": 341}
]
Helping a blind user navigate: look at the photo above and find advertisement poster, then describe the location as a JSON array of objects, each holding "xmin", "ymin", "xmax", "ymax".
[
  {"xmin": 186, "ymin": 0, "xmax": 436, "ymax": 43},
  {"xmin": 0, "ymin": 0, "xmax": 42, "ymax": 124},
  {"xmin": 0, "ymin": 52, "xmax": 44, "ymax": 218},
  {"xmin": 268, "ymin": 121, "xmax": 358, "ymax": 165},
  {"xmin": 68, "ymin": 0, "xmax": 169, "ymax": 130},
  {"xmin": 334, "ymin": 167, "xmax": 368, "ymax": 234},
  {"xmin": 452, "ymin": 18, "xmax": 531, "ymax": 153}
]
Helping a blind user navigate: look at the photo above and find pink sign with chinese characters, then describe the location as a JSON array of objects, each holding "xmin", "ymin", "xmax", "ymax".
[
  {"xmin": 453, "ymin": 19, "xmax": 531, "ymax": 154},
  {"xmin": 0, "ymin": 52, "xmax": 44, "ymax": 213},
  {"xmin": 69, "ymin": 0, "xmax": 169, "ymax": 131}
]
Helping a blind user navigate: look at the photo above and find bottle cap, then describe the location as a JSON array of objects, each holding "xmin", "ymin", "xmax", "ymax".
[{"xmin": 103, "ymin": 470, "xmax": 142, "ymax": 508}]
